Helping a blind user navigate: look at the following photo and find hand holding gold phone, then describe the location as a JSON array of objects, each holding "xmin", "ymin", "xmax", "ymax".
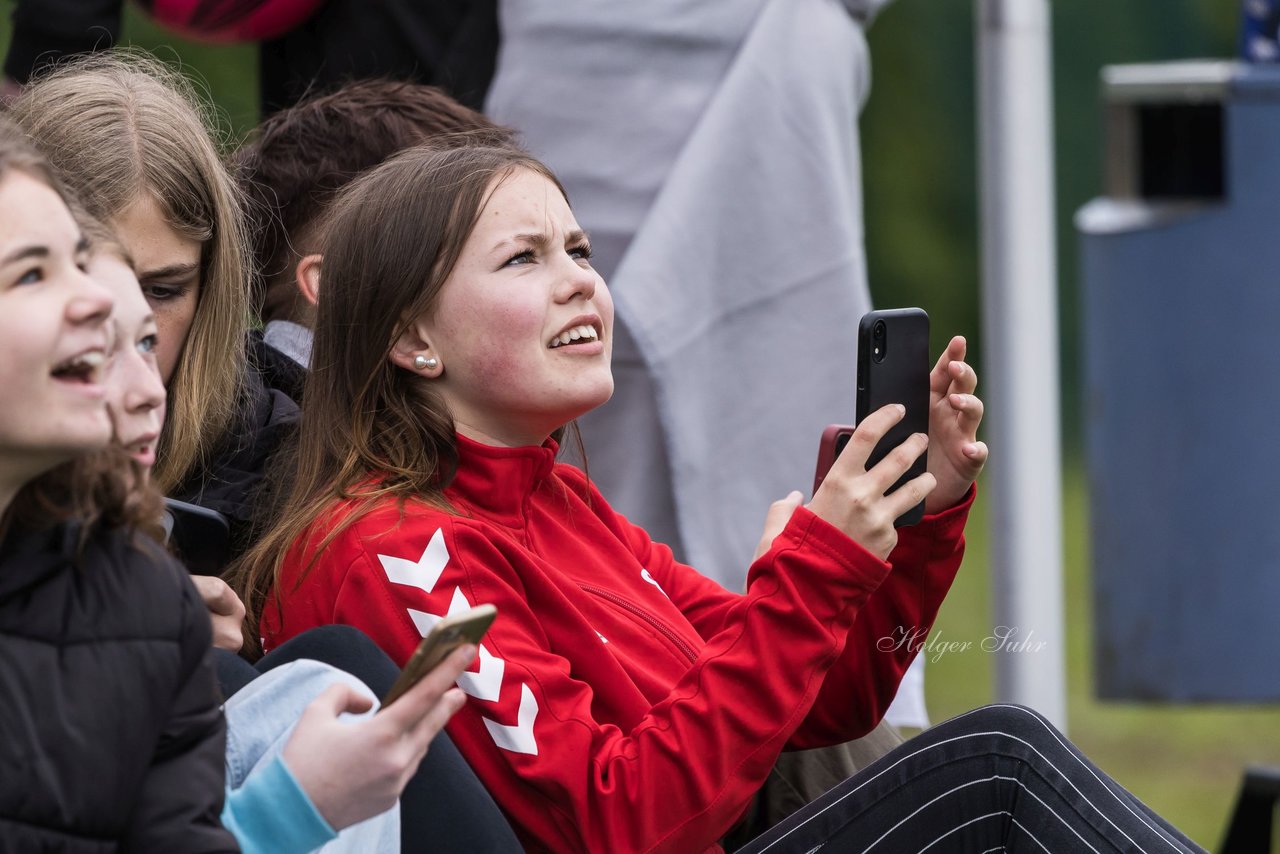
[{"xmin": 383, "ymin": 603, "xmax": 498, "ymax": 707}]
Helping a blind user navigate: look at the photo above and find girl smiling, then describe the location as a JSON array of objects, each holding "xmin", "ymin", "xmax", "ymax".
[{"xmin": 0, "ymin": 118, "xmax": 234, "ymax": 852}]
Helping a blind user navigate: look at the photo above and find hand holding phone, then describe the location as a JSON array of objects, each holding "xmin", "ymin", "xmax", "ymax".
[
  {"xmin": 812, "ymin": 309, "xmax": 933, "ymax": 526},
  {"xmin": 808, "ymin": 405, "xmax": 935, "ymax": 560},
  {"xmin": 284, "ymin": 644, "xmax": 473, "ymax": 831},
  {"xmin": 384, "ymin": 604, "xmax": 498, "ymax": 707}
]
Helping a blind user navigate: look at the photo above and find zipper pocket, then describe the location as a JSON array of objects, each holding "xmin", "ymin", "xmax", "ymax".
[{"xmin": 580, "ymin": 583, "xmax": 699, "ymax": 663}]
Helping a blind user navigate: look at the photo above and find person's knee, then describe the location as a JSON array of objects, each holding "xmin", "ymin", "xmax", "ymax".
[
  {"xmin": 963, "ymin": 703, "xmax": 1062, "ymax": 747},
  {"xmin": 290, "ymin": 623, "xmax": 380, "ymax": 655},
  {"xmin": 267, "ymin": 624, "xmax": 401, "ymax": 697},
  {"xmin": 302, "ymin": 623, "xmax": 371, "ymax": 643}
]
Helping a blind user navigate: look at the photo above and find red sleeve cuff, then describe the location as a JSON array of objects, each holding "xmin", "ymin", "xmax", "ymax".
[{"xmin": 770, "ymin": 504, "xmax": 893, "ymax": 594}]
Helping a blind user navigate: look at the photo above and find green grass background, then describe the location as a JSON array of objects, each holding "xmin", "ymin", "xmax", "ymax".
[{"xmin": 4, "ymin": 0, "xmax": 1280, "ymax": 847}]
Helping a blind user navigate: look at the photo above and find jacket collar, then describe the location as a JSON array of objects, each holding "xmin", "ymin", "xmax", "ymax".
[
  {"xmin": 0, "ymin": 520, "xmax": 79, "ymax": 599},
  {"xmin": 171, "ymin": 357, "xmax": 300, "ymax": 527},
  {"xmin": 448, "ymin": 433, "xmax": 560, "ymax": 525}
]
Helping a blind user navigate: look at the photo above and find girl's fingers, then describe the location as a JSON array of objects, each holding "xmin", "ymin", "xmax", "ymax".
[
  {"xmin": 864, "ymin": 432, "xmax": 928, "ymax": 494},
  {"xmin": 762, "ymin": 491, "xmax": 804, "ymax": 533},
  {"xmin": 192, "ymin": 575, "xmax": 243, "ymax": 617},
  {"xmin": 837, "ymin": 404, "xmax": 905, "ymax": 474},
  {"xmin": 381, "ymin": 644, "xmax": 476, "ymax": 729},
  {"xmin": 948, "ymin": 393, "xmax": 984, "ymax": 430},
  {"xmin": 306, "ymin": 683, "xmax": 373, "ymax": 721},
  {"xmin": 946, "ymin": 360, "xmax": 977, "ymax": 396},
  {"xmin": 884, "ymin": 471, "xmax": 937, "ymax": 519},
  {"xmin": 929, "ymin": 336, "xmax": 966, "ymax": 397},
  {"xmin": 754, "ymin": 491, "xmax": 804, "ymax": 560},
  {"xmin": 410, "ymin": 686, "xmax": 467, "ymax": 745}
]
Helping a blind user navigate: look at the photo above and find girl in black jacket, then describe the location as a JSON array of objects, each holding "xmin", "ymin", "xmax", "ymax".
[
  {"xmin": 0, "ymin": 119, "xmax": 236, "ymax": 852},
  {"xmin": 10, "ymin": 51, "xmax": 300, "ymax": 570}
]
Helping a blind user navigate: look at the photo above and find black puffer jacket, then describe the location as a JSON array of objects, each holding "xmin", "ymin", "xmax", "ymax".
[{"xmin": 0, "ymin": 520, "xmax": 238, "ymax": 853}]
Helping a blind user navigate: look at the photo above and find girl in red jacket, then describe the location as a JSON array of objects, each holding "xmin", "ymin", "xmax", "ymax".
[{"xmin": 233, "ymin": 145, "xmax": 1203, "ymax": 853}]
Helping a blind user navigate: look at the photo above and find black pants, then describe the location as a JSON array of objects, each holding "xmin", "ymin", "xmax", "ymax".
[
  {"xmin": 215, "ymin": 625, "xmax": 519, "ymax": 854},
  {"xmin": 737, "ymin": 703, "xmax": 1205, "ymax": 853}
]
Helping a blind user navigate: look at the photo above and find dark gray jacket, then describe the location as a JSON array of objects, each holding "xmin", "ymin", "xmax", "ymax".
[
  {"xmin": 0, "ymin": 520, "xmax": 237, "ymax": 852},
  {"xmin": 171, "ymin": 350, "xmax": 300, "ymax": 568}
]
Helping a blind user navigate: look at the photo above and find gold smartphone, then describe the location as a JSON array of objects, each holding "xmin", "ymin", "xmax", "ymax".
[{"xmin": 383, "ymin": 603, "xmax": 498, "ymax": 707}]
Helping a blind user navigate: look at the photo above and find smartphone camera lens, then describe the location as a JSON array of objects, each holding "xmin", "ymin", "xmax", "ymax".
[{"xmin": 872, "ymin": 320, "xmax": 887, "ymax": 363}]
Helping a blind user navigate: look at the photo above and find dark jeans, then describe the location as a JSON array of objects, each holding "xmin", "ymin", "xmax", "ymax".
[
  {"xmin": 736, "ymin": 703, "xmax": 1206, "ymax": 853},
  {"xmin": 215, "ymin": 625, "xmax": 519, "ymax": 853}
]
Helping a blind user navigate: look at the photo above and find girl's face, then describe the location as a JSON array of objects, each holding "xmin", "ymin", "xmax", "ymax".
[
  {"xmin": 90, "ymin": 252, "xmax": 166, "ymax": 469},
  {"xmin": 413, "ymin": 168, "xmax": 614, "ymax": 447},
  {"xmin": 0, "ymin": 170, "xmax": 114, "ymax": 478},
  {"xmin": 112, "ymin": 192, "xmax": 202, "ymax": 385}
]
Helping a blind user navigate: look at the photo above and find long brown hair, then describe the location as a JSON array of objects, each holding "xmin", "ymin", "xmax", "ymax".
[
  {"xmin": 0, "ymin": 114, "xmax": 67, "ymax": 203},
  {"xmin": 0, "ymin": 450, "xmax": 166, "ymax": 553},
  {"xmin": 230, "ymin": 144, "xmax": 565, "ymax": 653},
  {"xmin": 9, "ymin": 50, "xmax": 250, "ymax": 496}
]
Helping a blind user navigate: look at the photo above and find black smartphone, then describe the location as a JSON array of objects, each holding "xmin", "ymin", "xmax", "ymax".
[
  {"xmin": 384, "ymin": 604, "xmax": 498, "ymax": 707},
  {"xmin": 161, "ymin": 498, "xmax": 231, "ymax": 576},
  {"xmin": 856, "ymin": 308, "xmax": 930, "ymax": 526}
]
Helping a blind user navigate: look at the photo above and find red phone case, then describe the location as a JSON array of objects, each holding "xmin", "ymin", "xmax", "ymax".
[{"xmin": 813, "ymin": 424, "xmax": 855, "ymax": 496}]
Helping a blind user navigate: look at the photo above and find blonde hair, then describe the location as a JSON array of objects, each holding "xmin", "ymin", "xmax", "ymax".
[
  {"xmin": 10, "ymin": 50, "xmax": 249, "ymax": 495},
  {"xmin": 75, "ymin": 207, "xmax": 134, "ymax": 269}
]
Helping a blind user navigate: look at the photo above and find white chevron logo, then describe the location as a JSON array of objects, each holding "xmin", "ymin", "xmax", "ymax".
[
  {"xmin": 378, "ymin": 528, "xmax": 449, "ymax": 594},
  {"xmin": 483, "ymin": 683, "xmax": 539, "ymax": 756},
  {"xmin": 641, "ymin": 568, "xmax": 668, "ymax": 598},
  {"xmin": 405, "ymin": 588, "xmax": 505, "ymax": 702},
  {"xmin": 458, "ymin": 645, "xmax": 504, "ymax": 703},
  {"xmin": 406, "ymin": 606, "xmax": 442, "ymax": 637}
]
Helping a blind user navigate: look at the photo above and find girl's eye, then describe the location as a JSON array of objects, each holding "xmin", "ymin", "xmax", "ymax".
[
  {"xmin": 137, "ymin": 334, "xmax": 159, "ymax": 355},
  {"xmin": 16, "ymin": 267, "xmax": 42, "ymax": 285},
  {"xmin": 503, "ymin": 250, "xmax": 535, "ymax": 268},
  {"xmin": 569, "ymin": 244, "xmax": 593, "ymax": 262},
  {"xmin": 143, "ymin": 284, "xmax": 185, "ymax": 302}
]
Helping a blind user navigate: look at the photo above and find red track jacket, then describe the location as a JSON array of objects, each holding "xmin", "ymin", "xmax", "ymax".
[{"xmin": 262, "ymin": 435, "xmax": 973, "ymax": 853}]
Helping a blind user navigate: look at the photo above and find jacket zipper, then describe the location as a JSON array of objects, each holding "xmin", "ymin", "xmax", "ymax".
[{"xmin": 580, "ymin": 583, "xmax": 699, "ymax": 663}]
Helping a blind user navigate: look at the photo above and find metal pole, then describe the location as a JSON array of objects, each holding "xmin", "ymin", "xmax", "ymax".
[{"xmin": 976, "ymin": 0, "xmax": 1067, "ymax": 728}]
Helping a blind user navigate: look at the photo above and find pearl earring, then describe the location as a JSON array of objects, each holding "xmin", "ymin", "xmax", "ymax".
[{"xmin": 413, "ymin": 355, "xmax": 438, "ymax": 371}]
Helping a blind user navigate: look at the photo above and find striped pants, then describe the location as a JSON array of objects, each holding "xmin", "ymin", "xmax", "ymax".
[{"xmin": 738, "ymin": 704, "xmax": 1205, "ymax": 853}]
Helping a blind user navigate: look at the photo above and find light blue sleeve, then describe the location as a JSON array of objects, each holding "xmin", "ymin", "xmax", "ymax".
[{"xmin": 221, "ymin": 754, "xmax": 337, "ymax": 854}]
